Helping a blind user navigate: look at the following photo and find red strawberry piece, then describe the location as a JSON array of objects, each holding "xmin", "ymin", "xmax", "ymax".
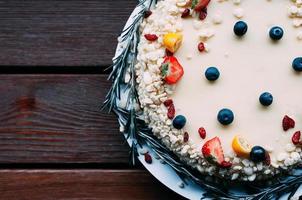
[
  {"xmin": 202, "ymin": 137, "xmax": 225, "ymax": 164},
  {"xmin": 163, "ymin": 99, "xmax": 173, "ymax": 107},
  {"xmin": 194, "ymin": 0, "xmax": 211, "ymax": 12},
  {"xmin": 184, "ymin": 132, "xmax": 189, "ymax": 143},
  {"xmin": 198, "ymin": 127, "xmax": 206, "ymax": 139},
  {"xmin": 282, "ymin": 115, "xmax": 295, "ymax": 131},
  {"xmin": 220, "ymin": 161, "xmax": 232, "ymax": 169},
  {"xmin": 144, "ymin": 153, "xmax": 152, "ymax": 164},
  {"xmin": 161, "ymin": 56, "xmax": 184, "ymax": 84},
  {"xmin": 264, "ymin": 152, "xmax": 271, "ymax": 165},
  {"xmin": 167, "ymin": 104, "xmax": 175, "ymax": 119},
  {"xmin": 144, "ymin": 34, "xmax": 158, "ymax": 41},
  {"xmin": 144, "ymin": 10, "xmax": 152, "ymax": 18},
  {"xmin": 181, "ymin": 8, "xmax": 190, "ymax": 18},
  {"xmin": 198, "ymin": 42, "xmax": 205, "ymax": 52},
  {"xmin": 292, "ymin": 131, "xmax": 301, "ymax": 145},
  {"xmin": 198, "ymin": 10, "xmax": 207, "ymax": 20}
]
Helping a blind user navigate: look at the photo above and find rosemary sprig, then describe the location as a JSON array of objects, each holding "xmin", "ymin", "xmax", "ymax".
[{"xmin": 103, "ymin": 0, "xmax": 302, "ymax": 199}]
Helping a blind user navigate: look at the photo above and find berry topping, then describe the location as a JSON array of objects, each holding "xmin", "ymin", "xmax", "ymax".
[
  {"xmin": 161, "ymin": 56, "xmax": 184, "ymax": 84},
  {"xmin": 217, "ymin": 108, "xmax": 234, "ymax": 125},
  {"xmin": 220, "ymin": 161, "xmax": 232, "ymax": 169},
  {"xmin": 144, "ymin": 34, "xmax": 158, "ymax": 41},
  {"xmin": 184, "ymin": 132, "xmax": 189, "ymax": 143},
  {"xmin": 173, "ymin": 115, "xmax": 187, "ymax": 129},
  {"xmin": 198, "ymin": 42, "xmax": 205, "ymax": 52},
  {"xmin": 181, "ymin": 8, "xmax": 190, "ymax": 18},
  {"xmin": 163, "ymin": 32, "xmax": 183, "ymax": 53},
  {"xmin": 250, "ymin": 146, "xmax": 266, "ymax": 162},
  {"xmin": 198, "ymin": 127, "xmax": 206, "ymax": 139},
  {"xmin": 264, "ymin": 152, "xmax": 271, "ymax": 166},
  {"xmin": 292, "ymin": 131, "xmax": 301, "ymax": 145},
  {"xmin": 269, "ymin": 26, "xmax": 284, "ymax": 41},
  {"xmin": 205, "ymin": 67, "xmax": 220, "ymax": 81},
  {"xmin": 144, "ymin": 153, "xmax": 152, "ymax": 164},
  {"xmin": 163, "ymin": 99, "xmax": 173, "ymax": 107},
  {"xmin": 259, "ymin": 92, "xmax": 273, "ymax": 106},
  {"xmin": 233, "ymin": 21, "xmax": 248, "ymax": 37},
  {"xmin": 198, "ymin": 9, "xmax": 207, "ymax": 20},
  {"xmin": 282, "ymin": 115, "xmax": 295, "ymax": 131},
  {"xmin": 165, "ymin": 49, "xmax": 174, "ymax": 56},
  {"xmin": 144, "ymin": 10, "xmax": 152, "ymax": 18},
  {"xmin": 167, "ymin": 104, "xmax": 176, "ymax": 119},
  {"xmin": 292, "ymin": 57, "xmax": 302, "ymax": 72},
  {"xmin": 202, "ymin": 137, "xmax": 225, "ymax": 165},
  {"xmin": 193, "ymin": 0, "xmax": 211, "ymax": 12},
  {"xmin": 232, "ymin": 135, "xmax": 252, "ymax": 158}
]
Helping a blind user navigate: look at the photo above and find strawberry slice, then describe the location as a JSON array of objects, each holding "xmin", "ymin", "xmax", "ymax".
[
  {"xmin": 202, "ymin": 137, "xmax": 225, "ymax": 164},
  {"xmin": 161, "ymin": 56, "xmax": 184, "ymax": 84},
  {"xmin": 194, "ymin": 0, "xmax": 211, "ymax": 12}
]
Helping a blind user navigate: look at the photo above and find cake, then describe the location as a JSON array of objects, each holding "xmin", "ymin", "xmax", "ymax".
[{"xmin": 135, "ymin": 0, "xmax": 302, "ymax": 181}]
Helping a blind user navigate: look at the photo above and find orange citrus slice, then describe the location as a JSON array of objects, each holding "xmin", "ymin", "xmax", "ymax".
[{"xmin": 232, "ymin": 135, "xmax": 252, "ymax": 158}]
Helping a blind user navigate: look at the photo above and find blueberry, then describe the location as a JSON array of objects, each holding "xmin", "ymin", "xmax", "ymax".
[
  {"xmin": 269, "ymin": 26, "xmax": 283, "ymax": 41},
  {"xmin": 217, "ymin": 108, "xmax": 234, "ymax": 125},
  {"xmin": 205, "ymin": 67, "xmax": 220, "ymax": 81},
  {"xmin": 259, "ymin": 92, "xmax": 273, "ymax": 106},
  {"xmin": 250, "ymin": 146, "xmax": 266, "ymax": 162},
  {"xmin": 173, "ymin": 115, "xmax": 186, "ymax": 129},
  {"xmin": 292, "ymin": 57, "xmax": 302, "ymax": 72},
  {"xmin": 233, "ymin": 21, "xmax": 248, "ymax": 36}
]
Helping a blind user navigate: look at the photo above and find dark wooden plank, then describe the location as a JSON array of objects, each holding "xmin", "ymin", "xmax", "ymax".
[
  {"xmin": 0, "ymin": 170, "xmax": 185, "ymax": 200},
  {"xmin": 0, "ymin": 74, "xmax": 129, "ymax": 163},
  {"xmin": 0, "ymin": 0, "xmax": 136, "ymax": 67}
]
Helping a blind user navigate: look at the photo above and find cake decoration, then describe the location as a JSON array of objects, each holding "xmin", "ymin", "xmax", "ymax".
[
  {"xmin": 198, "ymin": 127, "xmax": 207, "ymax": 139},
  {"xmin": 233, "ymin": 21, "xmax": 248, "ymax": 36},
  {"xmin": 232, "ymin": 135, "xmax": 251, "ymax": 158},
  {"xmin": 293, "ymin": 57, "xmax": 302, "ymax": 71},
  {"xmin": 250, "ymin": 146, "xmax": 267, "ymax": 163},
  {"xmin": 283, "ymin": 115, "xmax": 296, "ymax": 131},
  {"xmin": 292, "ymin": 131, "xmax": 301, "ymax": 145},
  {"xmin": 259, "ymin": 92, "xmax": 273, "ymax": 106},
  {"xmin": 217, "ymin": 108, "xmax": 234, "ymax": 125},
  {"xmin": 269, "ymin": 26, "xmax": 284, "ymax": 41},
  {"xmin": 173, "ymin": 115, "xmax": 187, "ymax": 129},
  {"xmin": 205, "ymin": 66, "xmax": 220, "ymax": 81},
  {"xmin": 161, "ymin": 56, "xmax": 184, "ymax": 84}
]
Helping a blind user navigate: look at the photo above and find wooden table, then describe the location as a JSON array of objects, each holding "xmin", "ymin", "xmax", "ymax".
[{"xmin": 0, "ymin": 1, "xmax": 186, "ymax": 199}]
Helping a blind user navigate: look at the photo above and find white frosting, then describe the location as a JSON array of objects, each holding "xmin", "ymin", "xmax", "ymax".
[{"xmin": 173, "ymin": 0, "xmax": 302, "ymax": 162}]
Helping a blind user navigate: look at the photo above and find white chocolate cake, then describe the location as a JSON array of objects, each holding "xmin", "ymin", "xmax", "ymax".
[{"xmin": 135, "ymin": 0, "xmax": 302, "ymax": 181}]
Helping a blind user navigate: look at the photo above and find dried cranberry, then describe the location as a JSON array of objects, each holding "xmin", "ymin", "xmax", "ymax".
[
  {"xmin": 198, "ymin": 127, "xmax": 206, "ymax": 139},
  {"xmin": 144, "ymin": 34, "xmax": 158, "ymax": 41},
  {"xmin": 144, "ymin": 153, "xmax": 152, "ymax": 164},
  {"xmin": 198, "ymin": 42, "xmax": 205, "ymax": 52},
  {"xmin": 144, "ymin": 10, "xmax": 152, "ymax": 18},
  {"xmin": 199, "ymin": 10, "xmax": 207, "ymax": 20},
  {"xmin": 163, "ymin": 99, "xmax": 173, "ymax": 107},
  {"xmin": 292, "ymin": 131, "xmax": 301, "ymax": 145},
  {"xmin": 167, "ymin": 104, "xmax": 175, "ymax": 119},
  {"xmin": 181, "ymin": 8, "xmax": 190, "ymax": 18},
  {"xmin": 220, "ymin": 161, "xmax": 232, "ymax": 168},
  {"xmin": 282, "ymin": 115, "xmax": 295, "ymax": 131},
  {"xmin": 264, "ymin": 152, "xmax": 271, "ymax": 166},
  {"xmin": 184, "ymin": 132, "xmax": 189, "ymax": 142}
]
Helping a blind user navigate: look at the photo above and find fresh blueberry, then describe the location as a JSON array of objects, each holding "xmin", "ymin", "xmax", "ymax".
[
  {"xmin": 173, "ymin": 115, "xmax": 186, "ymax": 129},
  {"xmin": 250, "ymin": 146, "xmax": 266, "ymax": 162},
  {"xmin": 217, "ymin": 108, "xmax": 234, "ymax": 125},
  {"xmin": 233, "ymin": 21, "xmax": 248, "ymax": 36},
  {"xmin": 205, "ymin": 67, "xmax": 220, "ymax": 81},
  {"xmin": 269, "ymin": 26, "xmax": 283, "ymax": 41},
  {"xmin": 292, "ymin": 57, "xmax": 302, "ymax": 72},
  {"xmin": 259, "ymin": 92, "xmax": 273, "ymax": 106}
]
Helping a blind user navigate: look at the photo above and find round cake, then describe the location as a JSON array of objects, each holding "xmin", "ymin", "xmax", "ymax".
[{"xmin": 135, "ymin": 0, "xmax": 302, "ymax": 181}]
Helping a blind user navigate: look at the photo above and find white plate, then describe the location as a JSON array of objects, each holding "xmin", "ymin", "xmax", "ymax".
[{"xmin": 113, "ymin": 1, "xmax": 302, "ymax": 199}]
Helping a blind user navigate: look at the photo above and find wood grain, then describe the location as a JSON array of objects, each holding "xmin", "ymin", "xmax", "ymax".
[
  {"xmin": 0, "ymin": 0, "xmax": 136, "ymax": 67},
  {"xmin": 0, "ymin": 74, "xmax": 129, "ymax": 164},
  {"xmin": 0, "ymin": 169, "xmax": 185, "ymax": 200}
]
